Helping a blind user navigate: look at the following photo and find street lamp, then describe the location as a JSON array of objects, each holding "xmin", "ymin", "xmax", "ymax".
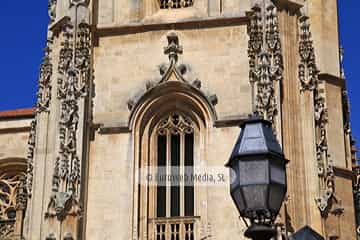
[{"xmin": 226, "ymin": 117, "xmax": 288, "ymax": 240}]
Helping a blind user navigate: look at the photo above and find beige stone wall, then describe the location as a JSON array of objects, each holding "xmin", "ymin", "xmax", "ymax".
[
  {"xmin": 0, "ymin": 119, "xmax": 32, "ymax": 160},
  {"xmin": 93, "ymin": 25, "xmax": 251, "ymax": 126},
  {"xmin": 85, "ymin": 125, "xmax": 248, "ymax": 239},
  {"xmin": 96, "ymin": 0, "xmax": 251, "ymax": 26},
  {"xmin": 7, "ymin": 0, "xmax": 355, "ymax": 239},
  {"xmin": 308, "ymin": 0, "xmax": 340, "ymax": 76},
  {"xmin": 328, "ymin": 173, "xmax": 356, "ymax": 239},
  {"xmin": 86, "ymin": 132, "xmax": 133, "ymax": 240},
  {"xmin": 325, "ymin": 82, "xmax": 347, "ymax": 169}
]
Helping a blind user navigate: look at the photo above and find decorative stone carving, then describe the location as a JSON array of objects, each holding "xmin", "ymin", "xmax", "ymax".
[
  {"xmin": 353, "ymin": 167, "xmax": 360, "ymax": 235},
  {"xmin": 298, "ymin": 16, "xmax": 318, "ymax": 91},
  {"xmin": 160, "ymin": 0, "xmax": 194, "ymax": 9},
  {"xmin": 15, "ymin": 176, "xmax": 28, "ymax": 211},
  {"xmin": 313, "ymin": 69, "xmax": 335, "ymax": 215},
  {"xmin": 69, "ymin": 0, "xmax": 89, "ymax": 6},
  {"xmin": 157, "ymin": 113, "xmax": 194, "ymax": 135},
  {"xmin": 26, "ymin": 120, "xmax": 36, "ymax": 197},
  {"xmin": 46, "ymin": 233, "xmax": 57, "ymax": 240},
  {"xmin": 127, "ymin": 32, "xmax": 217, "ymax": 112},
  {"xmin": 48, "ymin": 0, "xmax": 57, "ymax": 22},
  {"xmin": 340, "ymin": 47, "xmax": 352, "ymax": 135},
  {"xmin": 298, "ymin": 14, "xmax": 337, "ymax": 216},
  {"xmin": 248, "ymin": 2, "xmax": 283, "ymax": 126},
  {"xmin": 46, "ymin": 192, "xmax": 73, "ymax": 221},
  {"xmin": 47, "ymin": 19, "xmax": 91, "ymax": 221},
  {"xmin": 37, "ymin": 37, "xmax": 54, "ymax": 113},
  {"xmin": 64, "ymin": 232, "xmax": 74, "ymax": 240}
]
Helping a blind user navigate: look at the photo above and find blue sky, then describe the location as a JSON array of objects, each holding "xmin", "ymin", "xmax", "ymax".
[{"xmin": 0, "ymin": 1, "xmax": 359, "ymax": 144}]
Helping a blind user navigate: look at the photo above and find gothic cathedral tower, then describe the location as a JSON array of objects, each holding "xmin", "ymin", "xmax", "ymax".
[{"xmin": 0, "ymin": 0, "xmax": 357, "ymax": 239}]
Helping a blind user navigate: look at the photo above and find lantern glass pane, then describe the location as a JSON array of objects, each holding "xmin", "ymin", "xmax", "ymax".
[
  {"xmin": 270, "ymin": 162, "xmax": 286, "ymax": 185},
  {"xmin": 239, "ymin": 160, "xmax": 269, "ymax": 185},
  {"xmin": 268, "ymin": 183, "xmax": 286, "ymax": 213},
  {"xmin": 230, "ymin": 165, "xmax": 239, "ymax": 189},
  {"xmin": 231, "ymin": 188, "xmax": 246, "ymax": 213},
  {"xmin": 242, "ymin": 184, "xmax": 268, "ymax": 210}
]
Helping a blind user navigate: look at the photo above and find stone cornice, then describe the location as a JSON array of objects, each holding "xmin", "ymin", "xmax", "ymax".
[
  {"xmin": 96, "ymin": 123, "xmax": 131, "ymax": 134},
  {"xmin": 49, "ymin": 16, "xmax": 72, "ymax": 35},
  {"xmin": 0, "ymin": 126, "xmax": 32, "ymax": 134},
  {"xmin": 94, "ymin": 14, "xmax": 249, "ymax": 41},
  {"xmin": 318, "ymin": 73, "xmax": 346, "ymax": 89},
  {"xmin": 214, "ymin": 114, "xmax": 250, "ymax": 128},
  {"xmin": 272, "ymin": 0, "xmax": 304, "ymax": 11},
  {"xmin": 0, "ymin": 108, "xmax": 35, "ymax": 120}
]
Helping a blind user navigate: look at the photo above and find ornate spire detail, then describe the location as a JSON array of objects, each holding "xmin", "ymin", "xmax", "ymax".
[
  {"xmin": 164, "ymin": 32, "xmax": 183, "ymax": 64},
  {"xmin": 47, "ymin": 19, "xmax": 91, "ymax": 221},
  {"xmin": 340, "ymin": 47, "xmax": 352, "ymax": 135},
  {"xmin": 248, "ymin": 2, "xmax": 283, "ymax": 127},
  {"xmin": 298, "ymin": 16, "xmax": 318, "ymax": 91},
  {"xmin": 26, "ymin": 1, "xmax": 57, "ymax": 202}
]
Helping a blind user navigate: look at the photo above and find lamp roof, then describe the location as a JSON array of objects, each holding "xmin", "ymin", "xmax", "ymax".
[
  {"xmin": 291, "ymin": 226, "xmax": 324, "ymax": 240},
  {"xmin": 226, "ymin": 118, "xmax": 284, "ymax": 166}
]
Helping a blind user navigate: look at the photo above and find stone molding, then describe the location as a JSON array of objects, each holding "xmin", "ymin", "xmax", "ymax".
[
  {"xmin": 95, "ymin": 14, "xmax": 248, "ymax": 39},
  {"xmin": 213, "ymin": 115, "xmax": 250, "ymax": 128}
]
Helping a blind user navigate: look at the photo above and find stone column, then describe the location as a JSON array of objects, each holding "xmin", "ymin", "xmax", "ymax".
[{"xmin": 25, "ymin": 1, "xmax": 93, "ymax": 239}]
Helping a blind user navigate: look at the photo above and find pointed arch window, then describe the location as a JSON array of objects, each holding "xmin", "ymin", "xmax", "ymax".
[
  {"xmin": 151, "ymin": 113, "xmax": 197, "ymax": 240},
  {"xmin": 159, "ymin": 0, "xmax": 194, "ymax": 9},
  {"xmin": 0, "ymin": 172, "xmax": 26, "ymax": 239}
]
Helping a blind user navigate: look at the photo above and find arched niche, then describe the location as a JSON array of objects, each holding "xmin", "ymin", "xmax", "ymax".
[{"xmin": 130, "ymin": 81, "xmax": 216, "ymax": 240}]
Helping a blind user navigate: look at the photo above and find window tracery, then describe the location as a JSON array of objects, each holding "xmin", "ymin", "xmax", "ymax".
[
  {"xmin": 159, "ymin": 0, "xmax": 194, "ymax": 9},
  {"xmin": 152, "ymin": 113, "xmax": 196, "ymax": 239},
  {"xmin": 0, "ymin": 173, "xmax": 23, "ymax": 238}
]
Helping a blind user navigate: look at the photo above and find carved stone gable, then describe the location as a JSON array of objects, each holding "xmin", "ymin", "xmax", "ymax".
[{"xmin": 127, "ymin": 32, "xmax": 218, "ymax": 112}]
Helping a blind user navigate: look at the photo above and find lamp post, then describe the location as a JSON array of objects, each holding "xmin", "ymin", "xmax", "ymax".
[{"xmin": 226, "ymin": 117, "xmax": 288, "ymax": 240}]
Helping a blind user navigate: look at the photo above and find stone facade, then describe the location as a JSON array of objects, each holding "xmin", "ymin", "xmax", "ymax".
[{"xmin": 0, "ymin": 0, "xmax": 358, "ymax": 239}]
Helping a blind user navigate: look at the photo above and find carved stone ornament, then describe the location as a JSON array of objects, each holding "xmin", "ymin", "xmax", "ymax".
[
  {"xmin": 69, "ymin": 0, "xmax": 89, "ymax": 6},
  {"xmin": 64, "ymin": 232, "xmax": 74, "ymax": 240},
  {"xmin": 47, "ymin": 19, "xmax": 91, "ymax": 221},
  {"xmin": 160, "ymin": 0, "xmax": 194, "ymax": 9},
  {"xmin": 298, "ymin": 14, "xmax": 338, "ymax": 216},
  {"xmin": 15, "ymin": 176, "xmax": 28, "ymax": 211},
  {"xmin": 298, "ymin": 16, "xmax": 318, "ymax": 91},
  {"xmin": 48, "ymin": 0, "xmax": 57, "ymax": 22},
  {"xmin": 45, "ymin": 192, "xmax": 74, "ymax": 221},
  {"xmin": 127, "ymin": 32, "xmax": 217, "ymax": 111},
  {"xmin": 340, "ymin": 47, "xmax": 352, "ymax": 135},
  {"xmin": 46, "ymin": 233, "xmax": 57, "ymax": 240},
  {"xmin": 353, "ymin": 167, "xmax": 360, "ymax": 235},
  {"xmin": 157, "ymin": 113, "xmax": 194, "ymax": 136},
  {"xmin": 248, "ymin": 1, "xmax": 283, "ymax": 127},
  {"xmin": 37, "ymin": 37, "xmax": 54, "ymax": 113},
  {"xmin": 26, "ymin": 120, "xmax": 36, "ymax": 197}
]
